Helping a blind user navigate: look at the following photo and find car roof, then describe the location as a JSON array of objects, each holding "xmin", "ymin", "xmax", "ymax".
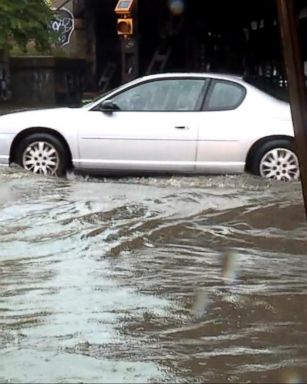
[
  {"xmin": 134, "ymin": 72, "xmax": 244, "ymax": 83},
  {"xmin": 109, "ymin": 72, "xmax": 247, "ymax": 93}
]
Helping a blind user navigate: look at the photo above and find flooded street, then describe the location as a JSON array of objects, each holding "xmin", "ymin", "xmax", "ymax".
[{"xmin": 0, "ymin": 168, "xmax": 307, "ymax": 383}]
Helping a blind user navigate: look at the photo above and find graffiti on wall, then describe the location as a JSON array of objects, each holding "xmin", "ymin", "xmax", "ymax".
[{"xmin": 51, "ymin": 7, "xmax": 75, "ymax": 46}]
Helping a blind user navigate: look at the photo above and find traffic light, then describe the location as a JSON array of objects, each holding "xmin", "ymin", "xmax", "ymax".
[
  {"xmin": 117, "ymin": 17, "xmax": 133, "ymax": 36},
  {"xmin": 115, "ymin": 0, "xmax": 136, "ymax": 37}
]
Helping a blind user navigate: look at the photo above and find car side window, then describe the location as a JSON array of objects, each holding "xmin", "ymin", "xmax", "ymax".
[
  {"xmin": 110, "ymin": 79, "xmax": 208, "ymax": 112},
  {"xmin": 205, "ymin": 81, "xmax": 246, "ymax": 111}
]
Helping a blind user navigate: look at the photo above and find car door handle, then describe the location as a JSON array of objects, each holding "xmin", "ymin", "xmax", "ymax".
[{"xmin": 175, "ymin": 126, "xmax": 189, "ymax": 130}]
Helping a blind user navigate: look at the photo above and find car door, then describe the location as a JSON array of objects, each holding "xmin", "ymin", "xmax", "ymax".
[
  {"xmin": 77, "ymin": 78, "xmax": 208, "ymax": 172},
  {"xmin": 195, "ymin": 79, "xmax": 248, "ymax": 173}
]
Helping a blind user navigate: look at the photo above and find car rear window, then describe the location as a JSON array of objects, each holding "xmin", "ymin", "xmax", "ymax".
[{"xmin": 205, "ymin": 81, "xmax": 246, "ymax": 111}]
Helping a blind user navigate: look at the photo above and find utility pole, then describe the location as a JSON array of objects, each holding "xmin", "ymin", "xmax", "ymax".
[{"xmin": 276, "ymin": 0, "xmax": 307, "ymax": 218}]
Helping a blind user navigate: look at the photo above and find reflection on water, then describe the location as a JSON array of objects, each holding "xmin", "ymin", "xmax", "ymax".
[{"xmin": 0, "ymin": 167, "xmax": 306, "ymax": 383}]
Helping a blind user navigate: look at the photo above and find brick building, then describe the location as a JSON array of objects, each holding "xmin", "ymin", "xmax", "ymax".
[
  {"xmin": 57, "ymin": 0, "xmax": 288, "ymax": 93},
  {"xmin": 2, "ymin": 0, "xmax": 307, "ymax": 106}
]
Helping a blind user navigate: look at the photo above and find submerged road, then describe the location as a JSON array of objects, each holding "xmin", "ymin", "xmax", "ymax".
[{"xmin": 0, "ymin": 168, "xmax": 306, "ymax": 383}]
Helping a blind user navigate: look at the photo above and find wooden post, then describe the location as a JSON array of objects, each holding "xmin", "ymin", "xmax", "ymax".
[{"xmin": 276, "ymin": 0, "xmax": 307, "ymax": 218}]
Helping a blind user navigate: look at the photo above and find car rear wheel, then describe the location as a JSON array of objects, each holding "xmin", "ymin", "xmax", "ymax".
[
  {"xmin": 15, "ymin": 133, "xmax": 68, "ymax": 176},
  {"xmin": 250, "ymin": 139, "xmax": 300, "ymax": 181}
]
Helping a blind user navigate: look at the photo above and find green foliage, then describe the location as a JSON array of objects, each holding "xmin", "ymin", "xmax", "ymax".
[{"xmin": 0, "ymin": 0, "xmax": 56, "ymax": 52}]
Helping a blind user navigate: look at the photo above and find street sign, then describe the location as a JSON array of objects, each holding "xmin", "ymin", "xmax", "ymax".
[{"xmin": 115, "ymin": 0, "xmax": 135, "ymax": 16}]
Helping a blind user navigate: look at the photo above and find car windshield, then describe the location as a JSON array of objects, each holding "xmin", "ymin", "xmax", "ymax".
[
  {"xmin": 82, "ymin": 77, "xmax": 149, "ymax": 109},
  {"xmin": 82, "ymin": 85, "xmax": 123, "ymax": 108},
  {"xmin": 244, "ymin": 77, "xmax": 290, "ymax": 102}
]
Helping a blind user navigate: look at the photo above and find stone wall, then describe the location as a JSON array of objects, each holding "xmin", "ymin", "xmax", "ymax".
[
  {"xmin": 0, "ymin": 51, "xmax": 10, "ymax": 102},
  {"xmin": 10, "ymin": 57, "xmax": 85, "ymax": 107}
]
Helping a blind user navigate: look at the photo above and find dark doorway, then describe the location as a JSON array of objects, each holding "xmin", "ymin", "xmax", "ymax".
[
  {"xmin": 88, "ymin": 0, "xmax": 121, "ymax": 92},
  {"xmin": 138, "ymin": 0, "xmax": 284, "ymax": 77},
  {"xmin": 88, "ymin": 0, "xmax": 286, "ymax": 92}
]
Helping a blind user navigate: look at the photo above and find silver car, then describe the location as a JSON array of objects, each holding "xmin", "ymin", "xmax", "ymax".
[{"xmin": 0, "ymin": 73, "xmax": 299, "ymax": 181}]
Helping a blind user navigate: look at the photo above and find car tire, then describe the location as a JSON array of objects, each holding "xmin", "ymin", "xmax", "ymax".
[
  {"xmin": 15, "ymin": 133, "xmax": 69, "ymax": 176},
  {"xmin": 249, "ymin": 139, "xmax": 299, "ymax": 181}
]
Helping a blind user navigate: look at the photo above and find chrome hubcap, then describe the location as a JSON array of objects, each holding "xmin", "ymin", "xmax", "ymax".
[
  {"xmin": 22, "ymin": 141, "xmax": 59, "ymax": 175},
  {"xmin": 260, "ymin": 148, "xmax": 299, "ymax": 181}
]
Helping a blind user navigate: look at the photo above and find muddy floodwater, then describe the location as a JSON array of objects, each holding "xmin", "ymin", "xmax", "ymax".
[{"xmin": 0, "ymin": 168, "xmax": 307, "ymax": 383}]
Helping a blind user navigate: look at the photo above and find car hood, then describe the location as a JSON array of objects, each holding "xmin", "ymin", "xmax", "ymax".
[{"xmin": 0, "ymin": 107, "xmax": 79, "ymax": 132}]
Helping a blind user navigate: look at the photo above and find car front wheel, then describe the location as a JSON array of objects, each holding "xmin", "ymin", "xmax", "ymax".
[
  {"xmin": 250, "ymin": 140, "xmax": 300, "ymax": 181},
  {"xmin": 15, "ymin": 133, "xmax": 68, "ymax": 176}
]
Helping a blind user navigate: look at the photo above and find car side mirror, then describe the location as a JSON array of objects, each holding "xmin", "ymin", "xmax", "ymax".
[{"xmin": 98, "ymin": 100, "xmax": 120, "ymax": 113}]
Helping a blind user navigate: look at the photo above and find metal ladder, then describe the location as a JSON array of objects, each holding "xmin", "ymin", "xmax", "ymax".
[
  {"xmin": 98, "ymin": 62, "xmax": 117, "ymax": 92},
  {"xmin": 145, "ymin": 47, "xmax": 171, "ymax": 75}
]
